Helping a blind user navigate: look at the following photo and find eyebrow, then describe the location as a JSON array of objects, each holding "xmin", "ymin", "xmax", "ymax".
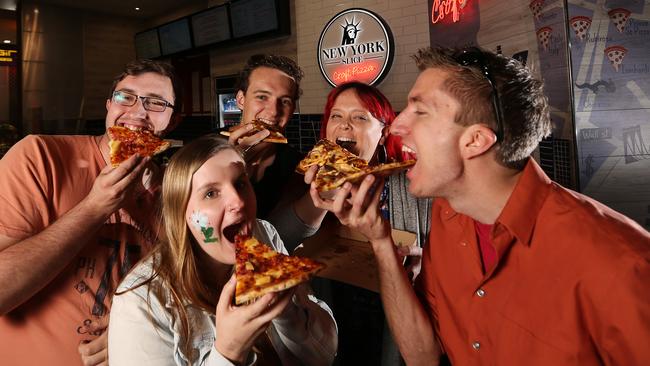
[
  {"xmin": 195, "ymin": 181, "xmax": 221, "ymax": 193},
  {"xmin": 252, "ymin": 89, "xmax": 293, "ymax": 100},
  {"xmin": 118, "ymin": 88, "xmax": 167, "ymax": 100}
]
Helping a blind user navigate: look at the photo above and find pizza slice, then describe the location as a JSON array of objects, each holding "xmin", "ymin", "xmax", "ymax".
[
  {"xmin": 608, "ymin": 8, "xmax": 631, "ymax": 33},
  {"xmin": 536, "ymin": 27, "xmax": 552, "ymax": 52},
  {"xmin": 296, "ymin": 138, "xmax": 368, "ymax": 174},
  {"xmin": 297, "ymin": 139, "xmax": 416, "ymax": 191},
  {"xmin": 313, "ymin": 159, "xmax": 416, "ymax": 191},
  {"xmin": 235, "ymin": 235, "xmax": 325, "ymax": 305},
  {"xmin": 529, "ymin": 0, "xmax": 544, "ymax": 20},
  {"xmin": 107, "ymin": 126, "xmax": 171, "ymax": 167},
  {"xmin": 220, "ymin": 119, "xmax": 288, "ymax": 144},
  {"xmin": 569, "ymin": 16, "xmax": 591, "ymax": 42},
  {"xmin": 604, "ymin": 45, "xmax": 627, "ymax": 72}
]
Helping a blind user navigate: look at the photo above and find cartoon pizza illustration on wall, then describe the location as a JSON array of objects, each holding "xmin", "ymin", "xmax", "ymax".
[
  {"xmin": 569, "ymin": 16, "xmax": 592, "ymax": 42},
  {"xmin": 536, "ymin": 26, "xmax": 552, "ymax": 52},
  {"xmin": 529, "ymin": 0, "xmax": 545, "ymax": 20},
  {"xmin": 604, "ymin": 46, "xmax": 627, "ymax": 72},
  {"xmin": 608, "ymin": 8, "xmax": 631, "ymax": 33}
]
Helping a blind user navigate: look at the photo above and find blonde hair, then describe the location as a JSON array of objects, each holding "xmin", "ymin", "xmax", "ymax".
[{"xmin": 120, "ymin": 134, "xmax": 241, "ymax": 361}]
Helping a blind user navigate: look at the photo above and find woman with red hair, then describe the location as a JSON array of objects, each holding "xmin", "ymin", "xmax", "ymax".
[{"xmin": 268, "ymin": 82, "xmax": 431, "ymax": 364}]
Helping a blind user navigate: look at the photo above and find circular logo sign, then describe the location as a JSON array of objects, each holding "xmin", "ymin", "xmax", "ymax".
[{"xmin": 317, "ymin": 8, "xmax": 394, "ymax": 87}]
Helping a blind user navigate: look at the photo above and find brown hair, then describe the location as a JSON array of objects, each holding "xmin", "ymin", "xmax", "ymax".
[
  {"xmin": 118, "ymin": 135, "xmax": 241, "ymax": 362},
  {"xmin": 413, "ymin": 46, "xmax": 551, "ymax": 170},
  {"xmin": 110, "ymin": 59, "xmax": 183, "ymax": 113},
  {"xmin": 235, "ymin": 54, "xmax": 304, "ymax": 100}
]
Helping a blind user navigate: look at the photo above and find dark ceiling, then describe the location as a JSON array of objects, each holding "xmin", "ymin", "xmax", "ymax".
[{"xmin": 28, "ymin": 0, "xmax": 208, "ymax": 20}]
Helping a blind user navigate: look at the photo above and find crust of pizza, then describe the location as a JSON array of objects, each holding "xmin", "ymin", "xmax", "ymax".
[
  {"xmin": 220, "ymin": 120, "xmax": 288, "ymax": 144},
  {"xmin": 107, "ymin": 126, "xmax": 171, "ymax": 167},
  {"xmin": 235, "ymin": 236, "xmax": 324, "ymax": 305}
]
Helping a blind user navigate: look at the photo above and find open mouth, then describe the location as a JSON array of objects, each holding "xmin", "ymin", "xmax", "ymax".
[
  {"xmin": 118, "ymin": 123, "xmax": 151, "ymax": 132},
  {"xmin": 402, "ymin": 144, "xmax": 417, "ymax": 159},
  {"xmin": 336, "ymin": 137, "xmax": 357, "ymax": 153},
  {"xmin": 222, "ymin": 221, "xmax": 249, "ymax": 243}
]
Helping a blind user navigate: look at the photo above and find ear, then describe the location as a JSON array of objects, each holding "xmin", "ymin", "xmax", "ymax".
[
  {"xmin": 235, "ymin": 90, "xmax": 245, "ymax": 110},
  {"xmin": 460, "ymin": 124, "xmax": 497, "ymax": 159},
  {"xmin": 379, "ymin": 125, "xmax": 389, "ymax": 146},
  {"xmin": 106, "ymin": 98, "xmax": 111, "ymax": 112}
]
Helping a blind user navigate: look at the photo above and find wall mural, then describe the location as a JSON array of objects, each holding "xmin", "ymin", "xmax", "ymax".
[{"xmin": 569, "ymin": 0, "xmax": 650, "ymax": 229}]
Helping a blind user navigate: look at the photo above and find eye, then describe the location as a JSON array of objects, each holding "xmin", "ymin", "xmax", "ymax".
[
  {"xmin": 256, "ymin": 94, "xmax": 268, "ymax": 101},
  {"xmin": 147, "ymin": 98, "xmax": 167, "ymax": 107},
  {"xmin": 281, "ymin": 98, "xmax": 293, "ymax": 107},
  {"xmin": 330, "ymin": 113, "xmax": 342, "ymax": 120},
  {"xmin": 236, "ymin": 180, "xmax": 250, "ymax": 193},
  {"xmin": 353, "ymin": 114, "xmax": 369, "ymax": 122},
  {"xmin": 204, "ymin": 189, "xmax": 220, "ymax": 199}
]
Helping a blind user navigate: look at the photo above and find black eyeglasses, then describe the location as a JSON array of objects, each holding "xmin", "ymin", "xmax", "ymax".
[
  {"xmin": 112, "ymin": 90, "xmax": 174, "ymax": 112},
  {"xmin": 451, "ymin": 47, "xmax": 504, "ymax": 142}
]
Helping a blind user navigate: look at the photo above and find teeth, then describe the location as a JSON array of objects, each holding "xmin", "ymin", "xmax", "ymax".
[
  {"xmin": 121, "ymin": 124, "xmax": 146, "ymax": 132},
  {"xmin": 337, "ymin": 137, "xmax": 356, "ymax": 143},
  {"xmin": 255, "ymin": 118, "xmax": 275, "ymax": 126},
  {"xmin": 402, "ymin": 145, "xmax": 416, "ymax": 154}
]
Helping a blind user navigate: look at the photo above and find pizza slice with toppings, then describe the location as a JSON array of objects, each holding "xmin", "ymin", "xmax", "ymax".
[
  {"xmin": 608, "ymin": 8, "xmax": 631, "ymax": 33},
  {"xmin": 604, "ymin": 46, "xmax": 627, "ymax": 72},
  {"xmin": 220, "ymin": 119, "xmax": 288, "ymax": 144},
  {"xmin": 536, "ymin": 27, "xmax": 552, "ymax": 52},
  {"xmin": 296, "ymin": 138, "xmax": 368, "ymax": 174},
  {"xmin": 234, "ymin": 235, "xmax": 325, "ymax": 305},
  {"xmin": 297, "ymin": 139, "xmax": 416, "ymax": 191},
  {"xmin": 569, "ymin": 16, "xmax": 591, "ymax": 41},
  {"xmin": 107, "ymin": 126, "xmax": 171, "ymax": 167}
]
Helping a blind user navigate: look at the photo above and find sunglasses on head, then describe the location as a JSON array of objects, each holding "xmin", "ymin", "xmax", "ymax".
[{"xmin": 451, "ymin": 47, "xmax": 505, "ymax": 143}]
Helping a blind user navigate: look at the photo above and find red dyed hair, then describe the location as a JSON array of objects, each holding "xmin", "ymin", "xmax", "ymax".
[{"xmin": 320, "ymin": 82, "xmax": 412, "ymax": 162}]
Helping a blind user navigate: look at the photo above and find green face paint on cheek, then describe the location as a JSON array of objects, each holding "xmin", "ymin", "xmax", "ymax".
[
  {"xmin": 200, "ymin": 226, "xmax": 219, "ymax": 243},
  {"xmin": 190, "ymin": 210, "xmax": 219, "ymax": 244}
]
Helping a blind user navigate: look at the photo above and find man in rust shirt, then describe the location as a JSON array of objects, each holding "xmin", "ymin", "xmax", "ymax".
[{"xmin": 312, "ymin": 46, "xmax": 650, "ymax": 365}]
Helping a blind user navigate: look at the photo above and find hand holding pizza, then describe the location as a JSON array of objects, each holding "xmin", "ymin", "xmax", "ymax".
[
  {"xmin": 227, "ymin": 122, "xmax": 272, "ymax": 152},
  {"xmin": 311, "ymin": 174, "xmax": 391, "ymax": 243},
  {"xmin": 81, "ymin": 154, "xmax": 150, "ymax": 218},
  {"xmin": 214, "ymin": 275, "xmax": 294, "ymax": 364}
]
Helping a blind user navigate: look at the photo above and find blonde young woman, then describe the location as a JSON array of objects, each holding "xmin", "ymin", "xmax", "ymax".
[{"xmin": 108, "ymin": 135, "xmax": 337, "ymax": 365}]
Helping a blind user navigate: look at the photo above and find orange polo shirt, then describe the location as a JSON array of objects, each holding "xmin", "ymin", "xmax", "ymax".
[{"xmin": 416, "ymin": 159, "xmax": 650, "ymax": 365}]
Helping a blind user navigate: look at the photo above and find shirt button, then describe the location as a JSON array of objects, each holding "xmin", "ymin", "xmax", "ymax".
[
  {"xmin": 476, "ymin": 289, "xmax": 486, "ymax": 297},
  {"xmin": 472, "ymin": 341, "xmax": 481, "ymax": 350}
]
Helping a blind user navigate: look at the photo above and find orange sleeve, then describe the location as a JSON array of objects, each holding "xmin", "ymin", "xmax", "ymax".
[{"xmin": 0, "ymin": 136, "xmax": 53, "ymax": 239}]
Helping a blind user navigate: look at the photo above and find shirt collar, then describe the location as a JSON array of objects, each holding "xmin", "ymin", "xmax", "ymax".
[
  {"xmin": 496, "ymin": 158, "xmax": 553, "ymax": 246},
  {"xmin": 436, "ymin": 158, "xmax": 553, "ymax": 246}
]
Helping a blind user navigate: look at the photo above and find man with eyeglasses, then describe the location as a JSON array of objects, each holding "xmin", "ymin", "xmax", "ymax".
[
  {"xmin": 0, "ymin": 59, "xmax": 182, "ymax": 366},
  {"xmin": 318, "ymin": 46, "xmax": 650, "ymax": 365}
]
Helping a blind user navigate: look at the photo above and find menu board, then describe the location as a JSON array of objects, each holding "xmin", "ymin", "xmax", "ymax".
[
  {"xmin": 159, "ymin": 18, "xmax": 192, "ymax": 55},
  {"xmin": 134, "ymin": 29, "xmax": 161, "ymax": 59},
  {"xmin": 191, "ymin": 6, "xmax": 231, "ymax": 47},
  {"xmin": 230, "ymin": 0, "xmax": 278, "ymax": 38}
]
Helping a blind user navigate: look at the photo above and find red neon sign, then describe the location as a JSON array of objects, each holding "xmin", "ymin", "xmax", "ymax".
[
  {"xmin": 331, "ymin": 60, "xmax": 380, "ymax": 84},
  {"xmin": 431, "ymin": 0, "xmax": 469, "ymax": 24}
]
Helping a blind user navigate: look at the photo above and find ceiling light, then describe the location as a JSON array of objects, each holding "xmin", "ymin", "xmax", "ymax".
[
  {"xmin": 135, "ymin": 7, "xmax": 140, "ymax": 11},
  {"xmin": 3, "ymin": 40, "xmax": 10, "ymax": 44}
]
